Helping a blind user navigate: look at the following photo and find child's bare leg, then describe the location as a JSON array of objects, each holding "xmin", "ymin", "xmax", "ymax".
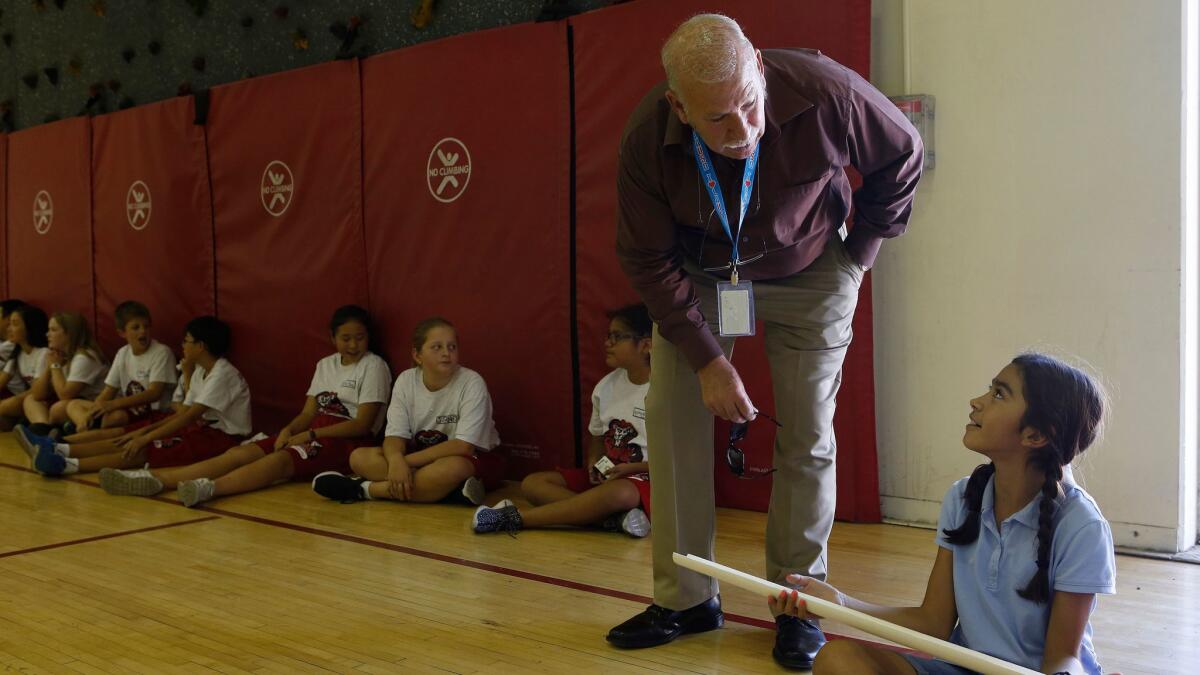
[
  {"xmin": 363, "ymin": 455, "xmax": 475, "ymax": 502},
  {"xmin": 153, "ymin": 444, "xmax": 267, "ymax": 489},
  {"xmin": 347, "ymin": 446, "xmax": 388, "ymax": 478},
  {"xmin": 23, "ymin": 397, "xmax": 50, "ymax": 424},
  {"xmin": 810, "ymin": 639, "xmax": 916, "ymax": 675},
  {"xmin": 65, "ymin": 427, "xmax": 127, "ymax": 443},
  {"xmin": 518, "ymin": 478, "xmax": 641, "ymax": 528},
  {"xmin": 521, "ymin": 471, "xmax": 578, "ymax": 506},
  {"xmin": 100, "ymin": 410, "xmax": 130, "ymax": 428},
  {"xmin": 211, "ymin": 451, "xmax": 295, "ymax": 497},
  {"xmin": 0, "ymin": 393, "xmax": 29, "ymax": 423},
  {"xmin": 66, "ymin": 400, "xmax": 95, "ymax": 429},
  {"xmin": 76, "ymin": 449, "xmax": 147, "ymax": 472},
  {"xmin": 47, "ymin": 400, "xmax": 71, "ymax": 425},
  {"xmin": 65, "ymin": 440, "xmax": 127, "ymax": 458}
]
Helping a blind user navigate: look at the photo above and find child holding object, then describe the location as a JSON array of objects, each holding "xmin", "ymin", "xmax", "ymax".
[
  {"xmin": 473, "ymin": 304, "xmax": 652, "ymax": 537},
  {"xmin": 770, "ymin": 354, "xmax": 1115, "ymax": 675}
]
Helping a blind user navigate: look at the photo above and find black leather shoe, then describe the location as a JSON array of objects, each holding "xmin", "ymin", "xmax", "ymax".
[
  {"xmin": 772, "ymin": 615, "xmax": 825, "ymax": 670},
  {"xmin": 606, "ymin": 596, "xmax": 724, "ymax": 648}
]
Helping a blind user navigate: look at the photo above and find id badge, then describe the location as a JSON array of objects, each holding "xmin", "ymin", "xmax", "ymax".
[{"xmin": 716, "ymin": 280, "xmax": 755, "ymax": 336}]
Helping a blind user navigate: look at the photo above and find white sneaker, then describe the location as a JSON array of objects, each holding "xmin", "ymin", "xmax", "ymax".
[
  {"xmin": 620, "ymin": 508, "xmax": 651, "ymax": 538},
  {"xmin": 492, "ymin": 498, "xmax": 514, "ymax": 509},
  {"xmin": 460, "ymin": 476, "xmax": 486, "ymax": 506},
  {"xmin": 99, "ymin": 467, "xmax": 164, "ymax": 496},
  {"xmin": 177, "ymin": 478, "xmax": 215, "ymax": 507}
]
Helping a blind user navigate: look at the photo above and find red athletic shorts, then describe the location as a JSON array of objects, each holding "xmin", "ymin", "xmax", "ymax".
[
  {"xmin": 556, "ymin": 467, "xmax": 652, "ymax": 519},
  {"xmin": 257, "ymin": 414, "xmax": 372, "ymax": 482},
  {"xmin": 145, "ymin": 424, "xmax": 240, "ymax": 469},
  {"xmin": 123, "ymin": 409, "xmax": 176, "ymax": 433}
]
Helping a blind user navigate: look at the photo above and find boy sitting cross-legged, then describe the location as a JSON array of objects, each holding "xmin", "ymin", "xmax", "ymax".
[{"xmin": 17, "ymin": 316, "xmax": 251, "ymax": 477}]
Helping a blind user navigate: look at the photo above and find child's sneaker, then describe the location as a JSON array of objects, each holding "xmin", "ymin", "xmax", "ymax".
[
  {"xmin": 472, "ymin": 504, "xmax": 523, "ymax": 535},
  {"xmin": 15, "ymin": 424, "xmax": 53, "ymax": 463},
  {"xmin": 33, "ymin": 443, "xmax": 66, "ymax": 476},
  {"xmin": 460, "ymin": 476, "xmax": 486, "ymax": 505},
  {"xmin": 177, "ymin": 478, "xmax": 215, "ymax": 507},
  {"xmin": 619, "ymin": 508, "xmax": 651, "ymax": 538},
  {"xmin": 311, "ymin": 471, "xmax": 367, "ymax": 503},
  {"xmin": 99, "ymin": 467, "xmax": 164, "ymax": 496}
]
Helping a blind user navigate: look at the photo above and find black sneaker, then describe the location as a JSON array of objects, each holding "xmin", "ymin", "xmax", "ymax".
[
  {"xmin": 61, "ymin": 420, "xmax": 77, "ymax": 437},
  {"xmin": 311, "ymin": 471, "xmax": 367, "ymax": 503}
]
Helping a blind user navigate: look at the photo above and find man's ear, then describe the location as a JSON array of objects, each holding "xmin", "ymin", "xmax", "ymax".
[{"xmin": 665, "ymin": 89, "xmax": 689, "ymax": 126}]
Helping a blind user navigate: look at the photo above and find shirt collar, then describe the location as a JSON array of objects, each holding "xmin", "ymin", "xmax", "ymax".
[{"xmin": 662, "ymin": 55, "xmax": 814, "ymax": 149}]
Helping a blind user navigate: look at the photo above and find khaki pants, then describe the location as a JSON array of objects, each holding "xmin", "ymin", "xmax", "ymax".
[{"xmin": 647, "ymin": 235, "xmax": 865, "ymax": 610}]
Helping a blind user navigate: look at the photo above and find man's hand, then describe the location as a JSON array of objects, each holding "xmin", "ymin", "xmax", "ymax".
[{"xmin": 697, "ymin": 356, "xmax": 754, "ymax": 423}]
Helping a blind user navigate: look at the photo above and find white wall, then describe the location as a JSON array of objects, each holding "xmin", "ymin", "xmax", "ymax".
[{"xmin": 869, "ymin": 0, "xmax": 1193, "ymax": 552}]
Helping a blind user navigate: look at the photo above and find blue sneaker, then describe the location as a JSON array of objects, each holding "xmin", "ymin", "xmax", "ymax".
[
  {"xmin": 472, "ymin": 504, "xmax": 523, "ymax": 535},
  {"xmin": 15, "ymin": 424, "xmax": 55, "ymax": 464},
  {"xmin": 34, "ymin": 443, "xmax": 66, "ymax": 476}
]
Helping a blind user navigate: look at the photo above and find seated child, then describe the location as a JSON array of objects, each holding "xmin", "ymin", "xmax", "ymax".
[
  {"xmin": 474, "ymin": 303, "xmax": 652, "ymax": 537},
  {"xmin": 19, "ymin": 316, "xmax": 251, "ymax": 477},
  {"xmin": 22, "ymin": 311, "xmax": 107, "ymax": 434},
  {"xmin": 769, "ymin": 353, "xmax": 1115, "ymax": 675},
  {"xmin": 0, "ymin": 304, "xmax": 49, "ymax": 430},
  {"xmin": 66, "ymin": 301, "xmax": 177, "ymax": 433},
  {"xmin": 0, "ymin": 298, "xmax": 25, "ymax": 372},
  {"xmin": 98, "ymin": 305, "xmax": 391, "ymax": 508},
  {"xmin": 312, "ymin": 316, "xmax": 501, "ymax": 505}
]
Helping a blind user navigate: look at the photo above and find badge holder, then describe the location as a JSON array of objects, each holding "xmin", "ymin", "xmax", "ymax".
[{"xmin": 716, "ymin": 269, "xmax": 755, "ymax": 337}]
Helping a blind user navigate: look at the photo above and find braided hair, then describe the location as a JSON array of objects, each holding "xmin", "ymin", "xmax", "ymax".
[{"xmin": 942, "ymin": 353, "xmax": 1105, "ymax": 604}]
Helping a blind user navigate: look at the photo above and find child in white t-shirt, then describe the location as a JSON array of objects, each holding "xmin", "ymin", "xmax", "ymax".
[
  {"xmin": 0, "ymin": 299, "xmax": 25, "ymax": 373},
  {"xmin": 21, "ymin": 316, "xmax": 251, "ymax": 477},
  {"xmin": 312, "ymin": 316, "xmax": 502, "ymax": 505},
  {"xmin": 99, "ymin": 305, "xmax": 392, "ymax": 508},
  {"xmin": 66, "ymin": 301, "xmax": 177, "ymax": 433},
  {"xmin": 0, "ymin": 304, "xmax": 49, "ymax": 429},
  {"xmin": 22, "ymin": 311, "xmax": 106, "ymax": 435},
  {"xmin": 474, "ymin": 304, "xmax": 652, "ymax": 537}
]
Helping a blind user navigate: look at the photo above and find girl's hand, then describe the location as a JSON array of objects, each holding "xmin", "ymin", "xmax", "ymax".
[
  {"xmin": 46, "ymin": 350, "xmax": 64, "ymax": 366},
  {"xmin": 120, "ymin": 435, "xmax": 150, "ymax": 460},
  {"xmin": 89, "ymin": 400, "xmax": 115, "ymax": 421},
  {"xmin": 604, "ymin": 463, "xmax": 641, "ymax": 480},
  {"xmin": 273, "ymin": 429, "xmax": 293, "ymax": 451},
  {"xmin": 767, "ymin": 574, "xmax": 841, "ymax": 620},
  {"xmin": 386, "ymin": 457, "xmax": 413, "ymax": 501},
  {"xmin": 588, "ymin": 466, "xmax": 604, "ymax": 484}
]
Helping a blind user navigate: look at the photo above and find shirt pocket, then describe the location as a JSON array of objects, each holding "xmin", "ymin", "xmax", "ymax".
[{"xmin": 765, "ymin": 169, "xmax": 835, "ymax": 249}]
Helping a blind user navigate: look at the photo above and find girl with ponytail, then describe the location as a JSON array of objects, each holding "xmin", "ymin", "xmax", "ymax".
[{"xmin": 768, "ymin": 353, "xmax": 1116, "ymax": 675}]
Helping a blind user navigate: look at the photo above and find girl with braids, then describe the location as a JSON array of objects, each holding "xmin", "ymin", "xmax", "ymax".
[{"xmin": 769, "ymin": 353, "xmax": 1115, "ymax": 675}]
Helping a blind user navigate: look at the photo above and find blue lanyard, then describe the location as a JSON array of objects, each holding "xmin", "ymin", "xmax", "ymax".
[{"xmin": 692, "ymin": 129, "xmax": 759, "ymax": 273}]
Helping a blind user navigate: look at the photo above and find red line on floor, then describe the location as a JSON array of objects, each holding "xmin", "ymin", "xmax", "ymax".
[
  {"xmin": 0, "ymin": 515, "xmax": 219, "ymax": 559},
  {"xmin": 0, "ymin": 458, "xmax": 911, "ymax": 649}
]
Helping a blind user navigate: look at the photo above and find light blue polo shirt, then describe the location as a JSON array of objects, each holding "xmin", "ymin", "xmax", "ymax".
[{"xmin": 936, "ymin": 475, "xmax": 1116, "ymax": 674}]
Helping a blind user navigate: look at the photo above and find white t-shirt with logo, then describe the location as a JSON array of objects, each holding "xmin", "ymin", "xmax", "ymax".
[
  {"xmin": 589, "ymin": 368, "xmax": 651, "ymax": 466},
  {"xmin": 384, "ymin": 366, "xmax": 499, "ymax": 452},
  {"xmin": 183, "ymin": 358, "xmax": 252, "ymax": 437},
  {"xmin": 3, "ymin": 347, "xmax": 48, "ymax": 395},
  {"xmin": 306, "ymin": 351, "xmax": 392, "ymax": 435},
  {"xmin": 64, "ymin": 351, "xmax": 108, "ymax": 400},
  {"xmin": 104, "ymin": 340, "xmax": 178, "ymax": 414}
]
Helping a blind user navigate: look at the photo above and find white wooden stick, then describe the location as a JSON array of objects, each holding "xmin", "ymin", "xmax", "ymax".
[{"xmin": 672, "ymin": 553, "xmax": 1038, "ymax": 675}]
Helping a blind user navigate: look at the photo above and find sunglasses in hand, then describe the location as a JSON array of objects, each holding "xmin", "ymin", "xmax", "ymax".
[{"xmin": 726, "ymin": 411, "xmax": 781, "ymax": 479}]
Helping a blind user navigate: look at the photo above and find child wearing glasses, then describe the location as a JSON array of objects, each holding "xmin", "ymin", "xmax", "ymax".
[
  {"xmin": 769, "ymin": 354, "xmax": 1115, "ymax": 675},
  {"xmin": 473, "ymin": 304, "xmax": 653, "ymax": 537}
]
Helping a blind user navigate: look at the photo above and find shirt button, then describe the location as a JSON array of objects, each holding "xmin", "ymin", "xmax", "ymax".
[{"xmin": 742, "ymin": 236, "xmax": 749, "ymax": 242}]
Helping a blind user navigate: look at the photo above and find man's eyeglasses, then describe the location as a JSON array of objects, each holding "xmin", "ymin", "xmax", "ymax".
[
  {"xmin": 605, "ymin": 331, "xmax": 646, "ymax": 344},
  {"xmin": 726, "ymin": 411, "xmax": 781, "ymax": 479}
]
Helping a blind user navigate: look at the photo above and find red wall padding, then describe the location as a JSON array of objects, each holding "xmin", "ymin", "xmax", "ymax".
[
  {"xmin": 207, "ymin": 60, "xmax": 368, "ymax": 431},
  {"xmin": 0, "ymin": 134, "xmax": 7, "ymax": 300},
  {"xmin": 6, "ymin": 117, "xmax": 93, "ymax": 322},
  {"xmin": 91, "ymin": 97, "xmax": 215, "ymax": 356},
  {"xmin": 572, "ymin": 0, "xmax": 880, "ymax": 520},
  {"xmin": 362, "ymin": 22, "xmax": 573, "ymax": 477}
]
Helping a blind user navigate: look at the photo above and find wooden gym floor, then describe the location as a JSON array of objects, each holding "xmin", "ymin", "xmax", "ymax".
[{"xmin": 0, "ymin": 436, "xmax": 1195, "ymax": 674}]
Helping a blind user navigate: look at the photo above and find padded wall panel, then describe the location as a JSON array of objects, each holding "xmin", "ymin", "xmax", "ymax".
[
  {"xmin": 572, "ymin": 0, "xmax": 880, "ymax": 519},
  {"xmin": 363, "ymin": 22, "xmax": 572, "ymax": 476},
  {"xmin": 92, "ymin": 97, "xmax": 215, "ymax": 357},
  {"xmin": 6, "ymin": 117, "xmax": 93, "ymax": 322},
  {"xmin": 0, "ymin": 134, "xmax": 6, "ymax": 300},
  {"xmin": 208, "ymin": 60, "xmax": 367, "ymax": 431}
]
